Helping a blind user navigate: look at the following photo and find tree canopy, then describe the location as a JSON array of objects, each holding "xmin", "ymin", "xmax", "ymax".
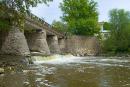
[
  {"xmin": 103, "ymin": 9, "xmax": 130, "ymax": 54},
  {"xmin": 52, "ymin": 20, "xmax": 68, "ymax": 33},
  {"xmin": 0, "ymin": 0, "xmax": 52, "ymax": 13},
  {"xmin": 0, "ymin": 0, "xmax": 52, "ymax": 29},
  {"xmin": 103, "ymin": 22, "xmax": 111, "ymax": 30},
  {"xmin": 60, "ymin": 0, "xmax": 100, "ymax": 36}
]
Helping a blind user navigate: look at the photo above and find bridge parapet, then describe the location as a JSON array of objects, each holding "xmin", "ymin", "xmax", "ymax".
[{"xmin": 26, "ymin": 12, "xmax": 64, "ymax": 38}]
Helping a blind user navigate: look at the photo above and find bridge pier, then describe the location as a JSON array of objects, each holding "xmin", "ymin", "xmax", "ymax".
[
  {"xmin": 25, "ymin": 29, "xmax": 50, "ymax": 55},
  {"xmin": 47, "ymin": 35, "xmax": 60, "ymax": 54},
  {"xmin": 58, "ymin": 38, "xmax": 66, "ymax": 53},
  {"xmin": 1, "ymin": 26, "xmax": 30, "ymax": 56}
]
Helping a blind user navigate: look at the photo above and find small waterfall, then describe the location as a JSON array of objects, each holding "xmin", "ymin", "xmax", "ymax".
[
  {"xmin": 31, "ymin": 54, "xmax": 84, "ymax": 64},
  {"xmin": 32, "ymin": 55, "xmax": 130, "ymax": 67}
]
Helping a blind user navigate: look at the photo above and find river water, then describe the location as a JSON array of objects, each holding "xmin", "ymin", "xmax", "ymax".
[{"xmin": 0, "ymin": 55, "xmax": 130, "ymax": 87}]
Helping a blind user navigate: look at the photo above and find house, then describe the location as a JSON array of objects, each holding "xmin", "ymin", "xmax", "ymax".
[{"xmin": 99, "ymin": 22, "xmax": 110, "ymax": 40}]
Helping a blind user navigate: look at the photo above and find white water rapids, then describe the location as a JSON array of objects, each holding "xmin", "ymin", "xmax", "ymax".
[
  {"xmin": 32, "ymin": 54, "xmax": 130, "ymax": 67},
  {"xmin": 28, "ymin": 55, "xmax": 130, "ymax": 87}
]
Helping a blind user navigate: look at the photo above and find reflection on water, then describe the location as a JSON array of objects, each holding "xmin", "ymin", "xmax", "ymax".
[{"xmin": 0, "ymin": 55, "xmax": 130, "ymax": 87}]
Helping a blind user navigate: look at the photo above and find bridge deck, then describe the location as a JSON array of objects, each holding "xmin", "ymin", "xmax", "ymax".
[
  {"xmin": 0, "ymin": 12, "xmax": 65, "ymax": 38},
  {"xmin": 25, "ymin": 13, "xmax": 64, "ymax": 38}
]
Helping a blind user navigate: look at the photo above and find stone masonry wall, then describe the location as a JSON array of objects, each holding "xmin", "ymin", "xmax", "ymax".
[
  {"xmin": 47, "ymin": 35, "xmax": 60, "ymax": 54},
  {"xmin": 24, "ymin": 30, "xmax": 50, "ymax": 55},
  {"xmin": 65, "ymin": 36, "xmax": 100, "ymax": 56},
  {"xmin": 1, "ymin": 27, "xmax": 30, "ymax": 56},
  {"xmin": 0, "ymin": 29, "xmax": 100, "ymax": 56},
  {"xmin": 58, "ymin": 38, "xmax": 66, "ymax": 53}
]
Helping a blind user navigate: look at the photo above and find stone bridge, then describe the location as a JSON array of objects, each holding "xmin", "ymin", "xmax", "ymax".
[
  {"xmin": 0, "ymin": 13, "xmax": 65, "ymax": 56},
  {"xmin": 0, "ymin": 13, "xmax": 100, "ymax": 57}
]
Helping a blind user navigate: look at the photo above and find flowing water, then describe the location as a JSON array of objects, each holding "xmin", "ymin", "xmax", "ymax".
[{"xmin": 0, "ymin": 55, "xmax": 130, "ymax": 87}]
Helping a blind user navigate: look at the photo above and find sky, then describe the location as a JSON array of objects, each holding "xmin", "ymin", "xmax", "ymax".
[{"xmin": 31, "ymin": 0, "xmax": 130, "ymax": 24}]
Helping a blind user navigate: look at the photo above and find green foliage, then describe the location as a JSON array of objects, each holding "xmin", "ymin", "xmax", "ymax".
[
  {"xmin": 103, "ymin": 9, "xmax": 130, "ymax": 54},
  {"xmin": 0, "ymin": 19, "xmax": 11, "ymax": 31},
  {"xmin": 52, "ymin": 20, "xmax": 68, "ymax": 33},
  {"xmin": 0, "ymin": 0, "xmax": 52, "ymax": 29},
  {"xmin": 103, "ymin": 22, "xmax": 111, "ymax": 30},
  {"xmin": 60, "ymin": 0, "xmax": 100, "ymax": 36}
]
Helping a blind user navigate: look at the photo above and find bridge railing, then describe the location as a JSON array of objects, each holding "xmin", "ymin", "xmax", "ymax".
[
  {"xmin": 26, "ymin": 12, "xmax": 64, "ymax": 37},
  {"xmin": 26, "ymin": 12, "xmax": 52, "ymax": 28}
]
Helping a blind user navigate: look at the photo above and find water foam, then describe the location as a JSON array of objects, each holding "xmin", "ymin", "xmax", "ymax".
[
  {"xmin": 32, "ymin": 54, "xmax": 84, "ymax": 64},
  {"xmin": 32, "ymin": 55, "xmax": 130, "ymax": 67}
]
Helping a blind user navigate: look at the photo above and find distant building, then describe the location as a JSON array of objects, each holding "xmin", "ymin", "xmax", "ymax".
[{"xmin": 99, "ymin": 22, "xmax": 110, "ymax": 40}]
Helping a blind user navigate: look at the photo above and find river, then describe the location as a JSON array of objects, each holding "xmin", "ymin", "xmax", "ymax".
[{"xmin": 0, "ymin": 55, "xmax": 130, "ymax": 87}]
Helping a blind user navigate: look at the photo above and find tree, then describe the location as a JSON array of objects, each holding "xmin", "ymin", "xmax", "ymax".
[
  {"xmin": 60, "ymin": 0, "xmax": 100, "ymax": 36},
  {"xmin": 0, "ymin": 0, "xmax": 52, "ymax": 29},
  {"xmin": 103, "ymin": 22, "xmax": 111, "ymax": 30},
  {"xmin": 52, "ymin": 20, "xmax": 67, "ymax": 32},
  {"xmin": 103, "ymin": 9, "xmax": 130, "ymax": 54}
]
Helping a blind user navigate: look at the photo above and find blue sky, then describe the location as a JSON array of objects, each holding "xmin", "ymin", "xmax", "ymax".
[{"xmin": 31, "ymin": 0, "xmax": 130, "ymax": 24}]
